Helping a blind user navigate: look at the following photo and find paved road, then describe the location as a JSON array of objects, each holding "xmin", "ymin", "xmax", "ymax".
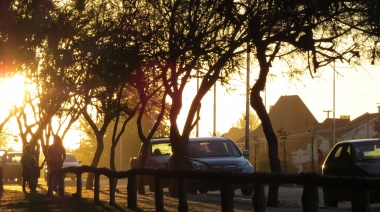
[
  {"xmin": 3, "ymin": 178, "xmax": 380, "ymax": 211},
  {"xmin": 75, "ymin": 177, "xmax": 380, "ymax": 211}
]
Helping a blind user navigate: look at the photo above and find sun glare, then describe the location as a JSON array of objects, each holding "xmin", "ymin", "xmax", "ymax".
[{"xmin": 0, "ymin": 75, "xmax": 25, "ymax": 114}]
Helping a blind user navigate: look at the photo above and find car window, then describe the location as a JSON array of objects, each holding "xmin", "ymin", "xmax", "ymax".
[
  {"xmin": 327, "ymin": 145, "xmax": 352, "ymax": 164},
  {"xmin": 188, "ymin": 139, "xmax": 241, "ymax": 158},
  {"xmin": 6, "ymin": 154, "xmax": 22, "ymax": 163},
  {"xmin": 151, "ymin": 142, "xmax": 172, "ymax": 156},
  {"xmin": 65, "ymin": 154, "xmax": 77, "ymax": 162},
  {"xmin": 354, "ymin": 142, "xmax": 380, "ymax": 161}
]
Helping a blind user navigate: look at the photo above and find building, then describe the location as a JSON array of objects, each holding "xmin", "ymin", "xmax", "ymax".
[{"xmin": 237, "ymin": 95, "xmax": 380, "ymax": 173}]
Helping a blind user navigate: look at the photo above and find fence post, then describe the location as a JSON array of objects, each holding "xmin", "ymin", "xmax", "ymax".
[
  {"xmin": 252, "ymin": 183, "xmax": 266, "ymax": 212},
  {"xmin": 220, "ymin": 182, "xmax": 234, "ymax": 212},
  {"xmin": 0, "ymin": 167, "xmax": 3, "ymax": 195},
  {"xmin": 155, "ymin": 176, "xmax": 164, "ymax": 211},
  {"xmin": 177, "ymin": 178, "xmax": 188, "ymax": 212},
  {"xmin": 352, "ymin": 188, "xmax": 369, "ymax": 212},
  {"xmin": 109, "ymin": 177, "xmax": 116, "ymax": 205},
  {"xmin": 301, "ymin": 185, "xmax": 319, "ymax": 212},
  {"xmin": 73, "ymin": 173, "xmax": 82, "ymax": 199},
  {"xmin": 94, "ymin": 174, "xmax": 100, "ymax": 202},
  {"xmin": 127, "ymin": 174, "xmax": 137, "ymax": 208}
]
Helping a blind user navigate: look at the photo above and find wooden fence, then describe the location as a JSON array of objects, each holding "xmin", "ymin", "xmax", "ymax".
[{"xmin": 30, "ymin": 166, "xmax": 380, "ymax": 212}]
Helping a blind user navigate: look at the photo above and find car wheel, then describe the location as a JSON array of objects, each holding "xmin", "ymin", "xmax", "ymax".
[
  {"xmin": 148, "ymin": 179, "xmax": 155, "ymax": 192},
  {"xmin": 241, "ymin": 184, "xmax": 253, "ymax": 196},
  {"xmin": 198, "ymin": 187, "xmax": 207, "ymax": 194},
  {"xmin": 323, "ymin": 187, "xmax": 338, "ymax": 207},
  {"xmin": 187, "ymin": 185, "xmax": 197, "ymax": 194}
]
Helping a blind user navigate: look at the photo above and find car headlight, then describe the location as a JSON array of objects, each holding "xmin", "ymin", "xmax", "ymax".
[
  {"xmin": 191, "ymin": 161, "xmax": 208, "ymax": 171},
  {"xmin": 237, "ymin": 160, "xmax": 254, "ymax": 173}
]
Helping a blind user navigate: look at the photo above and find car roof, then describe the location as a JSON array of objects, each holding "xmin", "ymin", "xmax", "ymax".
[
  {"xmin": 5, "ymin": 152, "xmax": 23, "ymax": 155},
  {"xmin": 151, "ymin": 137, "xmax": 170, "ymax": 143},
  {"xmin": 151, "ymin": 137, "xmax": 232, "ymax": 143},
  {"xmin": 337, "ymin": 138, "xmax": 380, "ymax": 145},
  {"xmin": 188, "ymin": 137, "xmax": 232, "ymax": 142}
]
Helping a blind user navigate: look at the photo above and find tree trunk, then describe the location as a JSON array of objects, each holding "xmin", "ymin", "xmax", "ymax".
[
  {"xmin": 85, "ymin": 134, "xmax": 104, "ymax": 189},
  {"xmin": 169, "ymin": 128, "xmax": 188, "ymax": 198},
  {"xmin": 137, "ymin": 141, "xmax": 150, "ymax": 195},
  {"xmin": 250, "ymin": 73, "xmax": 281, "ymax": 206}
]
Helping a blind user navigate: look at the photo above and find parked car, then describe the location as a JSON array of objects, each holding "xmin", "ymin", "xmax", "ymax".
[
  {"xmin": 170, "ymin": 137, "xmax": 254, "ymax": 195},
  {"xmin": 322, "ymin": 138, "xmax": 380, "ymax": 207},
  {"xmin": 130, "ymin": 138, "xmax": 172, "ymax": 191},
  {"xmin": 1, "ymin": 152, "xmax": 23, "ymax": 182},
  {"xmin": 44, "ymin": 153, "xmax": 81, "ymax": 181}
]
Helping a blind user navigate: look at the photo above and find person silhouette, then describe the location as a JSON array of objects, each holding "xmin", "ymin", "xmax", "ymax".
[
  {"xmin": 317, "ymin": 149, "xmax": 325, "ymax": 174},
  {"xmin": 21, "ymin": 144, "xmax": 37, "ymax": 192},
  {"xmin": 41, "ymin": 135, "xmax": 66, "ymax": 196}
]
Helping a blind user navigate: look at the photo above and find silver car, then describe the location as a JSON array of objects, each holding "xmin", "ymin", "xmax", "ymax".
[
  {"xmin": 130, "ymin": 138, "xmax": 172, "ymax": 191},
  {"xmin": 44, "ymin": 153, "xmax": 81, "ymax": 181}
]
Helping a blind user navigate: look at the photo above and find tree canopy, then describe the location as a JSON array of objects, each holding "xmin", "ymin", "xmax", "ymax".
[{"xmin": 0, "ymin": 0, "xmax": 379, "ymax": 207}]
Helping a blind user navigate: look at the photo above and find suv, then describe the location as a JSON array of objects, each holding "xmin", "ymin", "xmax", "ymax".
[
  {"xmin": 130, "ymin": 138, "xmax": 172, "ymax": 191},
  {"xmin": 170, "ymin": 137, "xmax": 254, "ymax": 195}
]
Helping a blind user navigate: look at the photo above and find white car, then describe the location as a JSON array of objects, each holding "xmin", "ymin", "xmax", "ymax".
[{"xmin": 44, "ymin": 153, "xmax": 81, "ymax": 181}]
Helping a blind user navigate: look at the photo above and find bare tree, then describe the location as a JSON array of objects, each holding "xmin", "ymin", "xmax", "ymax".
[{"xmin": 276, "ymin": 128, "xmax": 291, "ymax": 173}]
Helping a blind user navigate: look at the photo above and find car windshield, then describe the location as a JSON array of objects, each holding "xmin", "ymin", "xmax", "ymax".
[
  {"xmin": 65, "ymin": 154, "xmax": 77, "ymax": 162},
  {"xmin": 5, "ymin": 153, "xmax": 22, "ymax": 163},
  {"xmin": 151, "ymin": 142, "xmax": 172, "ymax": 156},
  {"xmin": 187, "ymin": 139, "xmax": 241, "ymax": 158},
  {"xmin": 354, "ymin": 142, "xmax": 380, "ymax": 161}
]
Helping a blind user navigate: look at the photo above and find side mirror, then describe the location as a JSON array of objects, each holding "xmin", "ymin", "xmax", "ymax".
[{"xmin": 242, "ymin": 150, "xmax": 249, "ymax": 157}]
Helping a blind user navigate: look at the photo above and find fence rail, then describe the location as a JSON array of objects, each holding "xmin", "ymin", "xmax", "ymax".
[{"xmin": 4, "ymin": 165, "xmax": 380, "ymax": 212}]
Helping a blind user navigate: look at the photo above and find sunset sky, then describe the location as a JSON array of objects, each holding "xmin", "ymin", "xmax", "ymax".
[
  {"xmin": 0, "ymin": 61, "xmax": 379, "ymax": 150},
  {"xmin": 180, "ymin": 62, "xmax": 380, "ymax": 137}
]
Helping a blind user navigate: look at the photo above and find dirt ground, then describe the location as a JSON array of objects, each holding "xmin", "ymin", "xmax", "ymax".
[{"xmin": 0, "ymin": 179, "xmax": 259, "ymax": 212}]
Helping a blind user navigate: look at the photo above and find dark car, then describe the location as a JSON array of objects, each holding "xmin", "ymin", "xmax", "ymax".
[
  {"xmin": 1, "ymin": 152, "xmax": 23, "ymax": 182},
  {"xmin": 322, "ymin": 138, "xmax": 380, "ymax": 207},
  {"xmin": 130, "ymin": 138, "xmax": 172, "ymax": 191},
  {"xmin": 171, "ymin": 137, "xmax": 254, "ymax": 195}
]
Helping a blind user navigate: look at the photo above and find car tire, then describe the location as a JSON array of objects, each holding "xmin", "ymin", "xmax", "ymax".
[
  {"xmin": 198, "ymin": 188, "xmax": 207, "ymax": 194},
  {"xmin": 148, "ymin": 176, "xmax": 155, "ymax": 192},
  {"xmin": 323, "ymin": 188, "xmax": 338, "ymax": 207},
  {"xmin": 241, "ymin": 184, "xmax": 254, "ymax": 196}
]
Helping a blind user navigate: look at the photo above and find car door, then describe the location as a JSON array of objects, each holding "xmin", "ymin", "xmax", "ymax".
[{"xmin": 324, "ymin": 144, "xmax": 353, "ymax": 176}]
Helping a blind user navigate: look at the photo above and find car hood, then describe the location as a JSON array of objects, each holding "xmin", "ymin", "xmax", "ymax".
[
  {"xmin": 188, "ymin": 156, "xmax": 248, "ymax": 169},
  {"xmin": 357, "ymin": 161, "xmax": 380, "ymax": 176},
  {"xmin": 63, "ymin": 162, "xmax": 79, "ymax": 168}
]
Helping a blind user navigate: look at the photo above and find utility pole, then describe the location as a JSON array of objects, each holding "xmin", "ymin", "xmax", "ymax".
[
  {"xmin": 213, "ymin": 84, "xmax": 216, "ymax": 136},
  {"xmin": 323, "ymin": 110, "xmax": 332, "ymax": 119},
  {"xmin": 245, "ymin": 39, "xmax": 250, "ymax": 153}
]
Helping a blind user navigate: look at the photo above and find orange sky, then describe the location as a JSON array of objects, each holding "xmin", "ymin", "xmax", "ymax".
[{"xmin": 179, "ymin": 63, "xmax": 380, "ymax": 137}]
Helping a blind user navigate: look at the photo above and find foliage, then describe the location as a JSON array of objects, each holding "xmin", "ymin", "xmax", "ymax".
[{"xmin": 0, "ymin": 0, "xmax": 379, "ymax": 205}]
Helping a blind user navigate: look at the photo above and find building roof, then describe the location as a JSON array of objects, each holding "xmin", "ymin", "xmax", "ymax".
[{"xmin": 238, "ymin": 95, "xmax": 318, "ymax": 150}]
